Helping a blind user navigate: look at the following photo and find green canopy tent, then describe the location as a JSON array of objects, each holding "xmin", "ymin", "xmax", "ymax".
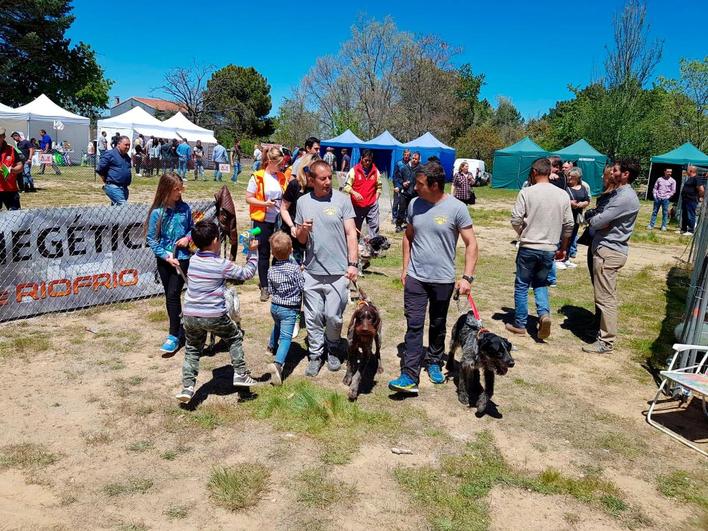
[
  {"xmin": 492, "ymin": 137, "xmax": 548, "ymax": 189},
  {"xmin": 552, "ymin": 139, "xmax": 607, "ymax": 196},
  {"xmin": 647, "ymin": 143, "xmax": 708, "ymax": 201}
]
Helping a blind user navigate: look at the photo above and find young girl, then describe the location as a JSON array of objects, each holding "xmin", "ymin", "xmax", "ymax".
[{"xmin": 146, "ymin": 173, "xmax": 193, "ymax": 354}]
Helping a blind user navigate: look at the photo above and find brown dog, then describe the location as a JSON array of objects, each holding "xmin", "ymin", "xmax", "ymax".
[{"xmin": 343, "ymin": 288, "xmax": 382, "ymax": 401}]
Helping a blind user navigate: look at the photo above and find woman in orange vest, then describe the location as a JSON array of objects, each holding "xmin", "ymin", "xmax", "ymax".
[{"xmin": 246, "ymin": 146, "xmax": 287, "ymax": 302}]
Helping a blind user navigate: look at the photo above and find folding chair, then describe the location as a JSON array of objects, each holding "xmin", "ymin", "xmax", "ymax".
[{"xmin": 646, "ymin": 343, "xmax": 708, "ymax": 457}]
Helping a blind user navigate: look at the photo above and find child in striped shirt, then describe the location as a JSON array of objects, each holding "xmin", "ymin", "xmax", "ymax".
[
  {"xmin": 267, "ymin": 232, "xmax": 304, "ymax": 385},
  {"xmin": 176, "ymin": 220, "xmax": 259, "ymax": 403}
]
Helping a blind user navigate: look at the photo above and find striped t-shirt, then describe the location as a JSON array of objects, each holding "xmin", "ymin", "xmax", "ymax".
[{"xmin": 183, "ymin": 251, "xmax": 257, "ymax": 318}]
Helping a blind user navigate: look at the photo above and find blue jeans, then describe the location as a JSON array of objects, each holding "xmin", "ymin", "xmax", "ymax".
[
  {"xmin": 269, "ymin": 304, "xmax": 299, "ymax": 365},
  {"xmin": 177, "ymin": 158, "xmax": 188, "ymax": 177},
  {"xmin": 547, "ymin": 260, "xmax": 557, "ymax": 285},
  {"xmin": 214, "ymin": 167, "xmax": 223, "ymax": 181},
  {"xmin": 514, "ymin": 247, "xmax": 554, "ymax": 328},
  {"xmin": 252, "ymin": 161, "xmax": 261, "ymax": 171},
  {"xmin": 650, "ymin": 198, "xmax": 670, "ymax": 229},
  {"xmin": 23, "ymin": 162, "xmax": 34, "ymax": 190},
  {"xmin": 231, "ymin": 161, "xmax": 241, "ymax": 182},
  {"xmin": 104, "ymin": 183, "xmax": 129, "ymax": 205}
]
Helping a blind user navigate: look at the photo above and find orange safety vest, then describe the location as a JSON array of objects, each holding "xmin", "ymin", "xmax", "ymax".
[{"xmin": 249, "ymin": 169, "xmax": 287, "ymax": 222}]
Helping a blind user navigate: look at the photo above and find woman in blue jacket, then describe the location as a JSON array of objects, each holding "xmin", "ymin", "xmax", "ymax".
[{"xmin": 146, "ymin": 172, "xmax": 193, "ymax": 354}]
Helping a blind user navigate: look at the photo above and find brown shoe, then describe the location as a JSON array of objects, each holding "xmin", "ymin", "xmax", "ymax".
[
  {"xmin": 538, "ymin": 314, "xmax": 551, "ymax": 339},
  {"xmin": 260, "ymin": 287, "xmax": 270, "ymax": 302},
  {"xmin": 505, "ymin": 322, "xmax": 527, "ymax": 335}
]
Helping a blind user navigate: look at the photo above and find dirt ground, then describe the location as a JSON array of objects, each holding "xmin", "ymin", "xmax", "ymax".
[{"xmin": 1, "ymin": 186, "xmax": 706, "ymax": 530}]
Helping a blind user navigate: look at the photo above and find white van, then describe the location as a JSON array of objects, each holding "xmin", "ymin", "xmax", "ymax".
[{"xmin": 453, "ymin": 158, "xmax": 489, "ymax": 185}]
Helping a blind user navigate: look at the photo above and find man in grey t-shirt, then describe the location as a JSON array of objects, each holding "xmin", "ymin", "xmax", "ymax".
[
  {"xmin": 388, "ymin": 161, "xmax": 479, "ymax": 395},
  {"xmin": 296, "ymin": 159, "xmax": 359, "ymax": 376}
]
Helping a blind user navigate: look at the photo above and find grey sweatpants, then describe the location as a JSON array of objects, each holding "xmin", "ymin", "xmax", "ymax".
[
  {"xmin": 303, "ymin": 272, "xmax": 349, "ymax": 360},
  {"xmin": 353, "ymin": 202, "xmax": 380, "ymax": 238}
]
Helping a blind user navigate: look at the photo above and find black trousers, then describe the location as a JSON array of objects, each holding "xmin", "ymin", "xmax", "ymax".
[
  {"xmin": 156, "ymin": 257, "xmax": 189, "ymax": 338},
  {"xmin": 396, "ymin": 193, "xmax": 414, "ymax": 226},
  {"xmin": 0, "ymin": 192, "xmax": 21, "ymax": 210},
  {"xmin": 402, "ymin": 276, "xmax": 455, "ymax": 382},
  {"xmin": 253, "ymin": 220, "xmax": 276, "ymax": 288}
]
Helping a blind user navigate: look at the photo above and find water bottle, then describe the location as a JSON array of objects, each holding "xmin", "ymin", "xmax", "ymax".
[{"xmin": 239, "ymin": 227, "xmax": 261, "ymax": 254}]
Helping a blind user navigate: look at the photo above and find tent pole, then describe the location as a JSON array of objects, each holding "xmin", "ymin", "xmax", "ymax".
[{"xmin": 645, "ymin": 162, "xmax": 653, "ymax": 200}]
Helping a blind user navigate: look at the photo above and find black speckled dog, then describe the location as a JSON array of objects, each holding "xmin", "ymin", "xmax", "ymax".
[{"xmin": 447, "ymin": 313, "xmax": 515, "ymax": 414}]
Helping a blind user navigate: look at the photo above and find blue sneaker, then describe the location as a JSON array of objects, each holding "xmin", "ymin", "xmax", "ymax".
[
  {"xmin": 426, "ymin": 364, "xmax": 445, "ymax": 384},
  {"xmin": 388, "ymin": 374, "xmax": 419, "ymax": 394},
  {"xmin": 160, "ymin": 335, "xmax": 180, "ymax": 354}
]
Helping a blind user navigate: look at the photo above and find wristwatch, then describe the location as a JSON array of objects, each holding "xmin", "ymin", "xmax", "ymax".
[
  {"xmin": 462, "ymin": 274, "xmax": 474, "ymax": 284},
  {"xmin": 348, "ymin": 261, "xmax": 359, "ymax": 268}
]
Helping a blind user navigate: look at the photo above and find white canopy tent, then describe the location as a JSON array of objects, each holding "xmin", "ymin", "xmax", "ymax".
[
  {"xmin": 161, "ymin": 112, "xmax": 217, "ymax": 144},
  {"xmin": 0, "ymin": 94, "xmax": 90, "ymax": 156},
  {"xmin": 96, "ymin": 106, "xmax": 175, "ymax": 142}
]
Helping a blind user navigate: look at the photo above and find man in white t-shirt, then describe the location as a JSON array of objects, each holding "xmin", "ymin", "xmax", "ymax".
[{"xmin": 252, "ymin": 145, "xmax": 262, "ymax": 171}]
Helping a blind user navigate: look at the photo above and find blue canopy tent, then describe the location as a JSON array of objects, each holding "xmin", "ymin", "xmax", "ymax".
[
  {"xmin": 399, "ymin": 132, "xmax": 456, "ymax": 180},
  {"xmin": 552, "ymin": 139, "xmax": 608, "ymax": 196},
  {"xmin": 353, "ymin": 130, "xmax": 403, "ymax": 176},
  {"xmin": 320, "ymin": 129, "xmax": 364, "ymax": 170}
]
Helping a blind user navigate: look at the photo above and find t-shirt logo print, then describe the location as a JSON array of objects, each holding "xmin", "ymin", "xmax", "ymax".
[
  {"xmin": 434, "ymin": 216, "xmax": 448, "ymax": 225},
  {"xmin": 323, "ymin": 207, "xmax": 337, "ymax": 216}
]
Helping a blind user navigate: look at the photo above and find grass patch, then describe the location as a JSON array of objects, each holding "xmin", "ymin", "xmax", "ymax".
[
  {"xmin": 96, "ymin": 357, "xmax": 126, "ymax": 371},
  {"xmin": 116, "ymin": 522, "xmax": 148, "ymax": 531},
  {"xmin": 83, "ymin": 431, "xmax": 111, "ymax": 446},
  {"xmin": 147, "ymin": 310, "xmax": 168, "ymax": 322},
  {"xmin": 657, "ymin": 470, "xmax": 708, "ymax": 510},
  {"xmin": 295, "ymin": 467, "xmax": 353, "ymax": 508},
  {"xmin": 164, "ymin": 504, "xmax": 189, "ymax": 519},
  {"xmin": 395, "ymin": 431, "xmax": 641, "ymax": 530},
  {"xmin": 244, "ymin": 380, "xmax": 402, "ymax": 464},
  {"xmin": 207, "ymin": 464, "xmax": 270, "ymax": 511},
  {"xmin": 161, "ymin": 450, "xmax": 177, "ymax": 461},
  {"xmin": 102, "ymin": 478, "xmax": 153, "ymax": 497},
  {"xmin": 0, "ymin": 443, "xmax": 59, "ymax": 469},
  {"xmin": 0, "ymin": 332, "xmax": 51, "ymax": 358},
  {"xmin": 127, "ymin": 440, "xmax": 154, "ymax": 453}
]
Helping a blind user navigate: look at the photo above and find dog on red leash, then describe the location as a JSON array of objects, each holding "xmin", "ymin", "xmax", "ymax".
[{"xmin": 343, "ymin": 287, "xmax": 382, "ymax": 401}]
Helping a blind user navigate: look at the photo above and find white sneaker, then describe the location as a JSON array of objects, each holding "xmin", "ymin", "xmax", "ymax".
[
  {"xmin": 555, "ymin": 261, "xmax": 567, "ymax": 270},
  {"xmin": 683, "ymin": 231, "xmax": 694, "ymax": 236},
  {"xmin": 233, "ymin": 372, "xmax": 259, "ymax": 387},
  {"xmin": 646, "ymin": 224, "xmax": 654, "ymax": 230},
  {"xmin": 564, "ymin": 260, "xmax": 578, "ymax": 269}
]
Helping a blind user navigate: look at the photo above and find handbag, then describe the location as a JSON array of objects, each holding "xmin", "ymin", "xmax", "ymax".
[{"xmin": 468, "ymin": 190, "xmax": 476, "ymax": 205}]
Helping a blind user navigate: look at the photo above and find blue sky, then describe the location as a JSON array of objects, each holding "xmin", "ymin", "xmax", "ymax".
[{"xmin": 68, "ymin": 0, "xmax": 706, "ymax": 120}]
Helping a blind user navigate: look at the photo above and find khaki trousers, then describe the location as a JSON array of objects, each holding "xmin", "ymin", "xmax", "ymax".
[{"xmin": 592, "ymin": 246, "xmax": 627, "ymax": 346}]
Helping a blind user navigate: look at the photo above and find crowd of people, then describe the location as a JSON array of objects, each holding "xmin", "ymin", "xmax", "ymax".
[
  {"xmin": 1, "ymin": 126, "xmax": 706, "ymax": 402},
  {"xmin": 145, "ymin": 137, "xmax": 686, "ymax": 400}
]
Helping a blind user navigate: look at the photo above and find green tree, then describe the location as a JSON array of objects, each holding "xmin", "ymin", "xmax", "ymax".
[
  {"xmin": 0, "ymin": 1, "xmax": 112, "ymax": 119},
  {"xmin": 451, "ymin": 63, "xmax": 487, "ymax": 141},
  {"xmin": 453, "ymin": 124, "xmax": 503, "ymax": 168},
  {"xmin": 659, "ymin": 57, "xmax": 708, "ymax": 150},
  {"xmin": 204, "ymin": 65, "xmax": 274, "ymax": 140},
  {"xmin": 273, "ymin": 92, "xmax": 321, "ymax": 148}
]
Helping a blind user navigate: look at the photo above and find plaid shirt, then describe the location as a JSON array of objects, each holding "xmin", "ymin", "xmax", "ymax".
[
  {"xmin": 268, "ymin": 259, "xmax": 304, "ymax": 308},
  {"xmin": 452, "ymin": 171, "xmax": 474, "ymax": 201}
]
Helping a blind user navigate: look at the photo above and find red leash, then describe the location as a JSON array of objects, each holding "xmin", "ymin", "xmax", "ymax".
[{"xmin": 466, "ymin": 292, "xmax": 481, "ymax": 321}]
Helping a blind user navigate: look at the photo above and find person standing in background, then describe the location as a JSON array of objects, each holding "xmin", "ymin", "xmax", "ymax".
[
  {"xmin": 193, "ymin": 140, "xmax": 204, "ymax": 180},
  {"xmin": 252, "ymin": 144, "xmax": 262, "ymax": 171},
  {"xmin": 176, "ymin": 138, "xmax": 191, "ymax": 179},
  {"xmin": 340, "ymin": 148, "xmax": 351, "ymax": 173},
  {"xmin": 231, "ymin": 140, "xmax": 242, "ymax": 182},
  {"xmin": 97, "ymin": 131, "xmax": 108, "ymax": 162},
  {"xmin": 11, "ymin": 131, "xmax": 35, "ymax": 192},
  {"xmin": 38, "ymin": 129, "xmax": 61, "ymax": 175},
  {"xmin": 647, "ymin": 168, "xmax": 676, "ymax": 231},
  {"xmin": 97, "ymin": 135, "xmax": 132, "ymax": 206},
  {"xmin": 679, "ymin": 165, "xmax": 703, "ymax": 236},
  {"xmin": 212, "ymin": 139, "xmax": 228, "ymax": 182},
  {"xmin": 323, "ymin": 147, "xmax": 336, "ymax": 172}
]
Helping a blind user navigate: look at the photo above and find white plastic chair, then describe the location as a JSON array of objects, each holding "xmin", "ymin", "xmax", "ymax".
[{"xmin": 646, "ymin": 343, "xmax": 708, "ymax": 457}]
